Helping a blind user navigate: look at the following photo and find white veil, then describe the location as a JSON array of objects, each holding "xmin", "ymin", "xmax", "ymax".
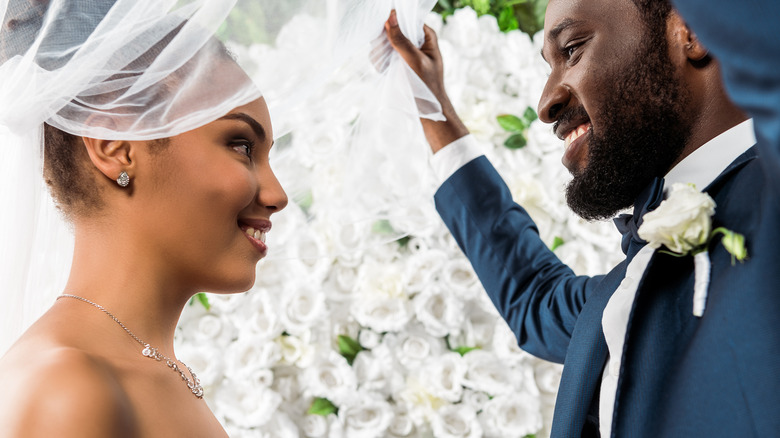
[{"xmin": 0, "ymin": 0, "xmax": 442, "ymax": 354}]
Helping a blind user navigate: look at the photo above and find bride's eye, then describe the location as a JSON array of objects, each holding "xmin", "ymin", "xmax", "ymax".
[{"xmin": 231, "ymin": 139, "xmax": 255, "ymax": 159}]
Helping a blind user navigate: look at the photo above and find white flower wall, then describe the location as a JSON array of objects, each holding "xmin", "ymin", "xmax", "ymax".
[{"xmin": 176, "ymin": 8, "xmax": 624, "ymax": 438}]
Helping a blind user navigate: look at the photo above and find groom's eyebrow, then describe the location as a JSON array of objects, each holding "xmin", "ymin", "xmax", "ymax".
[
  {"xmin": 540, "ymin": 18, "xmax": 585, "ymax": 63},
  {"xmin": 219, "ymin": 112, "xmax": 267, "ymax": 142}
]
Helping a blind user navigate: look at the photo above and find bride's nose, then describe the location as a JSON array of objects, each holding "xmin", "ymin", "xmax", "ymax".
[{"xmin": 255, "ymin": 164, "xmax": 288, "ymax": 214}]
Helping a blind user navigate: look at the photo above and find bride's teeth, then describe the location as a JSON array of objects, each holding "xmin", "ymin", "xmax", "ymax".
[
  {"xmin": 253, "ymin": 230, "xmax": 261, "ymax": 239},
  {"xmin": 246, "ymin": 227, "xmax": 256, "ymax": 236},
  {"xmin": 260, "ymin": 232, "xmax": 267, "ymax": 243}
]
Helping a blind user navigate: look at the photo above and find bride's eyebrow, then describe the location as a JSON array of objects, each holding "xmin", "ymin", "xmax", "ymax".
[{"xmin": 218, "ymin": 113, "xmax": 267, "ymax": 142}]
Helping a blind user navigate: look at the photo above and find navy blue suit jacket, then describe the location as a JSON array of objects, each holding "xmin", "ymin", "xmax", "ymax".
[{"xmin": 434, "ymin": 147, "xmax": 780, "ymax": 436}]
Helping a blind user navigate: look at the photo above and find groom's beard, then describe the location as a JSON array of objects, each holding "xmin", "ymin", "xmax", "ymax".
[{"xmin": 564, "ymin": 29, "xmax": 692, "ymax": 221}]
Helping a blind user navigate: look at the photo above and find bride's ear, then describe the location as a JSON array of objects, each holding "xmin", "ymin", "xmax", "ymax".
[{"xmin": 81, "ymin": 136, "xmax": 136, "ymax": 187}]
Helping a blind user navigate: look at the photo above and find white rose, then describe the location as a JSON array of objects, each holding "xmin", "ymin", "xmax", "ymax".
[
  {"xmin": 214, "ymin": 382, "xmax": 282, "ymax": 429},
  {"xmin": 479, "ymin": 393, "xmax": 543, "ymax": 438},
  {"xmin": 461, "ymin": 389, "xmax": 490, "ymax": 413},
  {"xmin": 358, "ymin": 328, "xmax": 383, "ymax": 349},
  {"xmin": 413, "ymin": 288, "xmax": 465, "ymax": 338},
  {"xmin": 279, "ymin": 284, "xmax": 326, "ymax": 335},
  {"xmin": 225, "ymin": 335, "xmax": 282, "ymax": 376},
  {"xmin": 261, "ymin": 412, "xmax": 300, "ymax": 438},
  {"xmin": 491, "ymin": 322, "xmax": 534, "ymax": 367},
  {"xmin": 448, "ymin": 309, "xmax": 496, "ymax": 349},
  {"xmin": 174, "ymin": 344, "xmax": 224, "ymax": 389},
  {"xmin": 352, "ymin": 297, "xmax": 412, "ymax": 333},
  {"xmin": 402, "ymin": 250, "xmax": 448, "ymax": 294},
  {"xmin": 353, "ymin": 347, "xmax": 404, "ymax": 397},
  {"xmin": 394, "ymin": 330, "xmax": 446, "ymax": 371},
  {"xmin": 276, "ymin": 331, "xmax": 316, "ymax": 368},
  {"xmin": 242, "ymin": 290, "xmax": 284, "ymax": 341},
  {"xmin": 271, "ymin": 367, "xmax": 301, "ymax": 403},
  {"xmin": 302, "ymin": 351, "xmax": 358, "ymax": 406},
  {"xmin": 534, "ymin": 361, "xmax": 563, "ymax": 395},
  {"xmin": 638, "ymin": 183, "xmax": 715, "ymax": 254},
  {"xmin": 421, "ymin": 352, "xmax": 467, "ymax": 403},
  {"xmin": 431, "ymin": 404, "xmax": 482, "ymax": 438},
  {"xmin": 180, "ymin": 312, "xmax": 235, "ymax": 348},
  {"xmin": 338, "ymin": 392, "xmax": 393, "ymax": 438},
  {"xmin": 352, "ymin": 260, "xmax": 412, "ymax": 333},
  {"xmin": 440, "ymin": 258, "xmax": 479, "ymax": 299},
  {"xmin": 302, "ymin": 414, "xmax": 329, "ymax": 438},
  {"xmin": 461, "ymin": 350, "xmax": 514, "ymax": 396},
  {"xmin": 388, "ymin": 407, "xmax": 415, "ymax": 437}
]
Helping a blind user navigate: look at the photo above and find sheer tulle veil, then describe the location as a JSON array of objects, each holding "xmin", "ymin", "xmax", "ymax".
[{"xmin": 0, "ymin": 0, "xmax": 442, "ymax": 354}]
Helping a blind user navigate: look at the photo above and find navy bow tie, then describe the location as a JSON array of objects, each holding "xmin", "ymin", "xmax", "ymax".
[{"xmin": 613, "ymin": 177, "xmax": 665, "ymax": 256}]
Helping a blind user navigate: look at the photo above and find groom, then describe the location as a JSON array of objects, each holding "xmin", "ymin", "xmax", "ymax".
[{"xmin": 387, "ymin": 0, "xmax": 780, "ymax": 436}]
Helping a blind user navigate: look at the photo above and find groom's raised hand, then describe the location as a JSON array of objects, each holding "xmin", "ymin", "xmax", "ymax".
[{"xmin": 384, "ymin": 10, "xmax": 469, "ymax": 153}]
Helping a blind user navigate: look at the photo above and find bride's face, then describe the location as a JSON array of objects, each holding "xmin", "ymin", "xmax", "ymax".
[{"xmin": 133, "ymin": 97, "xmax": 287, "ymax": 293}]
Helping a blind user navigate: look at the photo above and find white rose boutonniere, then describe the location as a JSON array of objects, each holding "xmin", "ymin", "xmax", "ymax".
[{"xmin": 638, "ymin": 183, "xmax": 747, "ymax": 317}]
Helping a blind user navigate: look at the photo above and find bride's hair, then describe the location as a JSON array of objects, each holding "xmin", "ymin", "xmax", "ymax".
[
  {"xmin": 42, "ymin": 124, "xmax": 170, "ymax": 219},
  {"xmin": 41, "ymin": 26, "xmax": 237, "ymax": 220}
]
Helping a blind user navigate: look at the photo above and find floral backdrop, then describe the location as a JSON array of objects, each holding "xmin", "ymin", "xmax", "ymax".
[{"xmin": 176, "ymin": 7, "xmax": 624, "ymax": 438}]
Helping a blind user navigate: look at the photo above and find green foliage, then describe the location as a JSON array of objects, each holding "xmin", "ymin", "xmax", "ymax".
[
  {"xmin": 497, "ymin": 107, "xmax": 537, "ymax": 150},
  {"xmin": 497, "ymin": 114, "xmax": 527, "ymax": 132},
  {"xmin": 337, "ymin": 334, "xmax": 365, "ymax": 365},
  {"xmin": 189, "ymin": 292, "xmax": 211, "ymax": 311},
  {"xmin": 453, "ymin": 345, "xmax": 480, "ymax": 356},
  {"xmin": 504, "ymin": 133, "xmax": 528, "ymax": 149},
  {"xmin": 308, "ymin": 397, "xmax": 339, "ymax": 416},
  {"xmin": 434, "ymin": 0, "xmax": 548, "ymax": 36},
  {"xmin": 550, "ymin": 236, "xmax": 565, "ymax": 251}
]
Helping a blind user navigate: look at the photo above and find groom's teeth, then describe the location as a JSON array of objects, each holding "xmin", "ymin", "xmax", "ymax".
[
  {"xmin": 564, "ymin": 124, "xmax": 591, "ymax": 149},
  {"xmin": 260, "ymin": 232, "xmax": 267, "ymax": 243},
  {"xmin": 253, "ymin": 230, "xmax": 261, "ymax": 239}
]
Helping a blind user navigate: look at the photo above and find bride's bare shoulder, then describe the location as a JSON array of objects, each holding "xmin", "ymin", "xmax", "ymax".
[{"xmin": 0, "ymin": 342, "xmax": 136, "ymax": 438}]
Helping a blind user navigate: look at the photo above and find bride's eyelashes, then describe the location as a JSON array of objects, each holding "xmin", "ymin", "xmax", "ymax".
[{"xmin": 229, "ymin": 138, "xmax": 255, "ymax": 159}]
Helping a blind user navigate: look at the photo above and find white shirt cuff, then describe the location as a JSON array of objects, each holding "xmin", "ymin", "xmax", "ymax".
[{"xmin": 431, "ymin": 134, "xmax": 485, "ymax": 185}]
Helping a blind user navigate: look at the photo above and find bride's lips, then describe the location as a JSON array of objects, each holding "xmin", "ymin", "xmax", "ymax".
[
  {"xmin": 238, "ymin": 219, "xmax": 271, "ymax": 256},
  {"xmin": 562, "ymin": 122, "xmax": 592, "ymax": 171}
]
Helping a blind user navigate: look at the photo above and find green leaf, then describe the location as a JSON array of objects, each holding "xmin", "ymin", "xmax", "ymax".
[
  {"xmin": 497, "ymin": 6, "xmax": 519, "ymax": 32},
  {"xmin": 397, "ymin": 235, "xmax": 412, "ymax": 248},
  {"xmin": 523, "ymin": 434, "xmax": 537, "ymax": 438},
  {"xmin": 471, "ymin": 0, "xmax": 491, "ymax": 15},
  {"xmin": 308, "ymin": 397, "xmax": 338, "ymax": 416},
  {"xmin": 504, "ymin": 133, "xmax": 528, "ymax": 149},
  {"xmin": 191, "ymin": 293, "xmax": 211, "ymax": 311},
  {"xmin": 296, "ymin": 190, "xmax": 314, "ymax": 211},
  {"xmin": 515, "ymin": 0, "xmax": 548, "ymax": 37},
  {"xmin": 550, "ymin": 236, "xmax": 565, "ymax": 251},
  {"xmin": 453, "ymin": 345, "xmax": 480, "ymax": 356},
  {"xmin": 523, "ymin": 106, "xmax": 538, "ymax": 123},
  {"xmin": 712, "ymin": 227, "xmax": 748, "ymax": 265},
  {"xmin": 337, "ymin": 334, "xmax": 365, "ymax": 365},
  {"xmin": 497, "ymin": 114, "xmax": 527, "ymax": 132},
  {"xmin": 372, "ymin": 219, "xmax": 395, "ymax": 235}
]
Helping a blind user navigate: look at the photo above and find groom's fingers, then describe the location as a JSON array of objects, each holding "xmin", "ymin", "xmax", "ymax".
[{"xmin": 384, "ymin": 10, "xmax": 424, "ymax": 71}]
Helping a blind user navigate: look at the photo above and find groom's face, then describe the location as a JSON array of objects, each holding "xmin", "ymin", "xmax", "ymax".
[{"xmin": 538, "ymin": 0, "xmax": 691, "ymax": 220}]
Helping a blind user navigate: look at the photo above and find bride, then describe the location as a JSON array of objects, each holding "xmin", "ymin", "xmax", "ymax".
[{"xmin": 0, "ymin": 1, "xmax": 287, "ymax": 436}]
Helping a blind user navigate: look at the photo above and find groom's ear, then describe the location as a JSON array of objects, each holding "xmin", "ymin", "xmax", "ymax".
[{"xmin": 667, "ymin": 11, "xmax": 709, "ymax": 65}]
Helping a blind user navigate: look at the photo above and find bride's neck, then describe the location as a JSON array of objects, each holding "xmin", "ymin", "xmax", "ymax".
[{"xmin": 63, "ymin": 225, "xmax": 193, "ymax": 356}]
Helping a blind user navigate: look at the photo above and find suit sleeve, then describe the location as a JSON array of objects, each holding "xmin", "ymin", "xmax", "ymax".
[{"xmin": 434, "ymin": 156, "xmax": 602, "ymax": 363}]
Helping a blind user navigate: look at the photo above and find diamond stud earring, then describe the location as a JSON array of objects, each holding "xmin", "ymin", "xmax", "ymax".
[{"xmin": 117, "ymin": 171, "xmax": 130, "ymax": 187}]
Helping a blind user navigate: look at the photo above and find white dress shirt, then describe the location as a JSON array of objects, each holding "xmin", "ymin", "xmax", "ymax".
[{"xmin": 430, "ymin": 120, "xmax": 756, "ymax": 437}]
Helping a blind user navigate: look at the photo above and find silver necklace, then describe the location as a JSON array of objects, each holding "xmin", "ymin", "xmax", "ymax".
[{"xmin": 57, "ymin": 294, "xmax": 204, "ymax": 399}]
